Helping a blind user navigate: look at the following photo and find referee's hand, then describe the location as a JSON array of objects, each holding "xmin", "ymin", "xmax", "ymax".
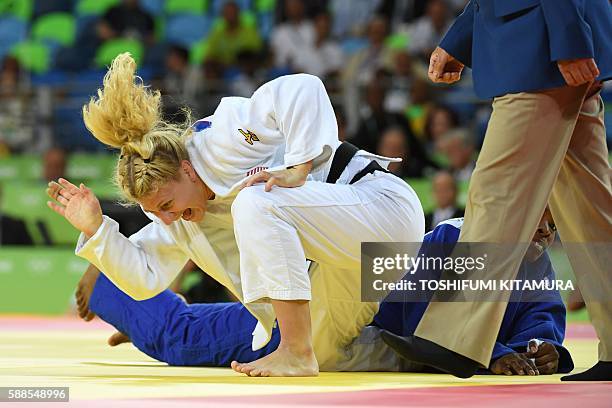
[
  {"xmin": 558, "ymin": 58, "xmax": 600, "ymax": 87},
  {"xmin": 428, "ymin": 46, "xmax": 464, "ymax": 84}
]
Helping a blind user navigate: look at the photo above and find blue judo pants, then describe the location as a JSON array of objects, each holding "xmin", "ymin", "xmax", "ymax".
[{"xmin": 89, "ymin": 273, "xmax": 280, "ymax": 366}]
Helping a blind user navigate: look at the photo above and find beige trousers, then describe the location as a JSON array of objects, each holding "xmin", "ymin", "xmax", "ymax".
[{"xmin": 415, "ymin": 83, "xmax": 612, "ymax": 366}]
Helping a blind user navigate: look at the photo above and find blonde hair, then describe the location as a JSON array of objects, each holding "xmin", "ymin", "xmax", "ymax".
[{"xmin": 82, "ymin": 52, "xmax": 191, "ymax": 204}]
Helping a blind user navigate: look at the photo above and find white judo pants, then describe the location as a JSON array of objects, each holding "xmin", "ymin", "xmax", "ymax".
[{"xmin": 231, "ymin": 169, "xmax": 425, "ymax": 369}]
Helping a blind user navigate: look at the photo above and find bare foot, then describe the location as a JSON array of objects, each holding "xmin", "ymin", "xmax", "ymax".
[
  {"xmin": 108, "ymin": 331, "xmax": 131, "ymax": 346},
  {"xmin": 231, "ymin": 345, "xmax": 319, "ymax": 377},
  {"xmin": 76, "ymin": 266, "xmax": 100, "ymax": 321}
]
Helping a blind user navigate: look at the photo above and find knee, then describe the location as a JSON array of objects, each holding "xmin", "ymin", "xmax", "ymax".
[{"xmin": 231, "ymin": 186, "xmax": 276, "ymax": 224}]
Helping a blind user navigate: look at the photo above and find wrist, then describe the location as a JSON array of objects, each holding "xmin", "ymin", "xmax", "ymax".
[
  {"xmin": 294, "ymin": 160, "xmax": 313, "ymax": 175},
  {"xmin": 84, "ymin": 216, "xmax": 103, "ymax": 239}
]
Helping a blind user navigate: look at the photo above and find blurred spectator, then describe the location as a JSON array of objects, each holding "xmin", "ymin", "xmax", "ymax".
[
  {"xmin": 342, "ymin": 16, "xmax": 391, "ymax": 86},
  {"xmin": 424, "ymin": 103, "xmax": 460, "ymax": 148},
  {"xmin": 227, "ymin": 51, "xmax": 266, "ymax": 98},
  {"xmin": 0, "ymin": 56, "xmax": 20, "ymax": 94},
  {"xmin": 377, "ymin": 126, "xmax": 435, "ymax": 178},
  {"xmin": 342, "ymin": 16, "xmax": 392, "ymax": 134},
  {"xmin": 0, "ymin": 57, "xmax": 42, "ymax": 154},
  {"xmin": 407, "ymin": 0, "xmax": 451, "ymax": 61},
  {"xmin": 159, "ymin": 45, "xmax": 201, "ymax": 114},
  {"xmin": 0, "ymin": 184, "xmax": 34, "ymax": 246},
  {"xmin": 437, "ymin": 128, "xmax": 475, "ymax": 182},
  {"xmin": 404, "ymin": 77, "xmax": 434, "ymax": 139},
  {"xmin": 330, "ymin": 0, "xmax": 383, "ymax": 38},
  {"xmin": 378, "ymin": 0, "xmax": 462, "ymax": 26},
  {"xmin": 447, "ymin": 0, "xmax": 470, "ymax": 14},
  {"xmin": 276, "ymin": 0, "xmax": 327, "ymax": 21},
  {"xmin": 57, "ymin": 0, "xmax": 154, "ymax": 71},
  {"xmin": 42, "ymin": 147, "xmax": 67, "ymax": 183},
  {"xmin": 97, "ymin": 0, "xmax": 155, "ymax": 44},
  {"xmin": 376, "ymin": 0, "xmax": 414, "ymax": 31},
  {"xmin": 385, "ymin": 49, "xmax": 419, "ymax": 112},
  {"xmin": 351, "ymin": 73, "xmax": 410, "ymax": 153},
  {"xmin": 379, "ymin": 0, "xmax": 467, "ymax": 24},
  {"xmin": 293, "ymin": 12, "xmax": 343, "ymax": 79},
  {"xmin": 424, "ymin": 170, "xmax": 464, "ymax": 231},
  {"xmin": 195, "ymin": 61, "xmax": 229, "ymax": 117},
  {"xmin": 205, "ymin": 1, "xmax": 263, "ymax": 67},
  {"xmin": 334, "ymin": 106, "xmax": 348, "ymax": 142},
  {"xmin": 271, "ymin": 0, "xmax": 315, "ymax": 69}
]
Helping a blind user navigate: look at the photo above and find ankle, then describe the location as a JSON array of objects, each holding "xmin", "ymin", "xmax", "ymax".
[{"xmin": 278, "ymin": 341, "xmax": 314, "ymax": 358}]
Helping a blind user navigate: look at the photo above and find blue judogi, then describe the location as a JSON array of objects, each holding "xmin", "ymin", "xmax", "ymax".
[
  {"xmin": 89, "ymin": 219, "xmax": 572, "ymax": 371},
  {"xmin": 441, "ymin": 0, "xmax": 612, "ymax": 98}
]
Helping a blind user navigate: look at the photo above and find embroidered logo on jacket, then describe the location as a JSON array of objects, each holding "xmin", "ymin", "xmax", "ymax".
[{"xmin": 239, "ymin": 129, "xmax": 260, "ymax": 145}]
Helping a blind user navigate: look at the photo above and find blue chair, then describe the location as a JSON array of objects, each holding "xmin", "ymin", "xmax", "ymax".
[
  {"xmin": 70, "ymin": 68, "xmax": 106, "ymax": 93},
  {"xmin": 30, "ymin": 69, "xmax": 68, "ymax": 86},
  {"xmin": 139, "ymin": 0, "xmax": 165, "ymax": 16},
  {"xmin": 165, "ymin": 14, "xmax": 213, "ymax": 48},
  {"xmin": 75, "ymin": 14, "xmax": 98, "ymax": 38},
  {"xmin": 0, "ymin": 17, "xmax": 27, "ymax": 59},
  {"xmin": 54, "ymin": 100, "xmax": 104, "ymax": 152}
]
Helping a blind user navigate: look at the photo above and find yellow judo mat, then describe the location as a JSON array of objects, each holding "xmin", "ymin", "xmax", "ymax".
[{"xmin": 0, "ymin": 316, "xmax": 610, "ymax": 407}]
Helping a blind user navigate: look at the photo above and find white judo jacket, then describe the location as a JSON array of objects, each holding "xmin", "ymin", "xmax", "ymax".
[{"xmin": 75, "ymin": 74, "xmax": 399, "ymax": 351}]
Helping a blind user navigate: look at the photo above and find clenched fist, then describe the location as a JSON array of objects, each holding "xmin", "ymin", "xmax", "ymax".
[
  {"xmin": 428, "ymin": 46, "xmax": 465, "ymax": 84},
  {"xmin": 558, "ymin": 58, "xmax": 600, "ymax": 87}
]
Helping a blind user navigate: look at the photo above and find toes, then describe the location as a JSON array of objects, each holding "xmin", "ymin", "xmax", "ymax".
[
  {"xmin": 250, "ymin": 369, "xmax": 269, "ymax": 377},
  {"xmin": 240, "ymin": 365, "xmax": 255, "ymax": 376},
  {"xmin": 232, "ymin": 361, "xmax": 251, "ymax": 375}
]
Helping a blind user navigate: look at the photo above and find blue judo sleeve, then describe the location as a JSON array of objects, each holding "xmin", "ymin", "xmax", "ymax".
[
  {"xmin": 372, "ymin": 219, "xmax": 573, "ymax": 371},
  {"xmin": 490, "ymin": 254, "xmax": 573, "ymax": 373},
  {"xmin": 89, "ymin": 273, "xmax": 280, "ymax": 366}
]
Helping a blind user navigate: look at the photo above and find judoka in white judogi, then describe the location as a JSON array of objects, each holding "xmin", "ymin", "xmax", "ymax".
[{"xmin": 73, "ymin": 74, "xmax": 425, "ymax": 370}]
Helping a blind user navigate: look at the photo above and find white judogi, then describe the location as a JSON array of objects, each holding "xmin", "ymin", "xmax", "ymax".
[{"xmin": 75, "ymin": 74, "xmax": 424, "ymax": 370}]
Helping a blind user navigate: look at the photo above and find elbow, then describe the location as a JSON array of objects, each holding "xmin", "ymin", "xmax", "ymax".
[{"xmin": 294, "ymin": 73, "xmax": 325, "ymax": 90}]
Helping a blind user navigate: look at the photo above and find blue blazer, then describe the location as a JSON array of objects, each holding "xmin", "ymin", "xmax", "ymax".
[{"xmin": 440, "ymin": 0, "xmax": 612, "ymax": 98}]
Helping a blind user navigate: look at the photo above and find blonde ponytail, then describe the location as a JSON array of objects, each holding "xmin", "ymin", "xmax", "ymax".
[{"xmin": 82, "ymin": 52, "xmax": 192, "ymax": 204}]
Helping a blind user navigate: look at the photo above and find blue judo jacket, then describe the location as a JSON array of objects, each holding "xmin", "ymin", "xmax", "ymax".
[{"xmin": 441, "ymin": 0, "xmax": 612, "ymax": 98}]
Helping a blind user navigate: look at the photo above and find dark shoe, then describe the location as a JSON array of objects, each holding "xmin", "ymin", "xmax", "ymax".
[
  {"xmin": 561, "ymin": 361, "xmax": 612, "ymax": 381},
  {"xmin": 380, "ymin": 331, "xmax": 480, "ymax": 378}
]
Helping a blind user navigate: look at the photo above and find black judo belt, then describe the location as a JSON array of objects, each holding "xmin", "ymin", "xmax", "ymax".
[{"xmin": 326, "ymin": 142, "xmax": 390, "ymax": 185}]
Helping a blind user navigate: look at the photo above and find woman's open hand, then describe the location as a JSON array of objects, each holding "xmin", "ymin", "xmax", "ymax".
[{"xmin": 46, "ymin": 178, "xmax": 103, "ymax": 238}]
